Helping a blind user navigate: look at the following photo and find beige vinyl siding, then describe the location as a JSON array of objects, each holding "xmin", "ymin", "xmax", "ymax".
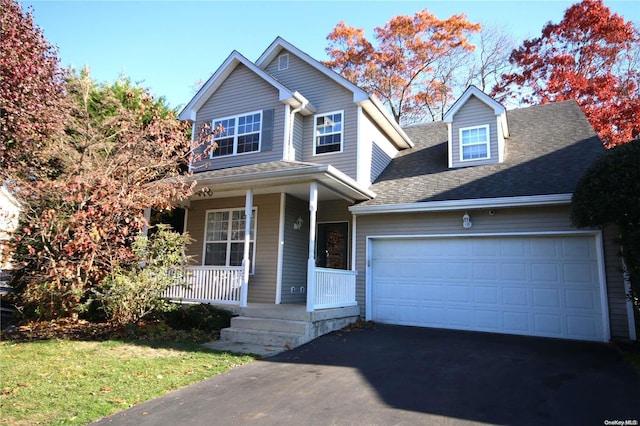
[
  {"xmin": 185, "ymin": 194, "xmax": 281, "ymax": 303},
  {"xmin": 264, "ymin": 50, "xmax": 360, "ymax": 180},
  {"xmin": 280, "ymin": 195, "xmax": 308, "ymax": 304},
  {"xmin": 291, "ymin": 113, "xmax": 304, "ymax": 162},
  {"xmin": 601, "ymin": 224, "xmax": 632, "ymax": 338},
  {"xmin": 451, "ymin": 96, "xmax": 499, "ymax": 168},
  {"xmin": 354, "ymin": 205, "xmax": 628, "ymax": 339},
  {"xmin": 191, "ymin": 64, "xmax": 285, "ymax": 172},
  {"xmin": 358, "ymin": 110, "xmax": 398, "ymax": 186}
]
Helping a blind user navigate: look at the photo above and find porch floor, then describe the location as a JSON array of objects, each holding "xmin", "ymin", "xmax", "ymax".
[{"xmin": 203, "ymin": 303, "xmax": 360, "ymax": 357}]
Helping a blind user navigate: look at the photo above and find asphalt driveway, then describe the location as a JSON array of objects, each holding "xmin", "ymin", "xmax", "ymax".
[{"xmin": 94, "ymin": 324, "xmax": 640, "ymax": 425}]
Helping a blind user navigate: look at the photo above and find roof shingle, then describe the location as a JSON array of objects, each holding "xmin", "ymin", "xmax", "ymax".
[{"xmin": 358, "ymin": 100, "xmax": 604, "ymax": 206}]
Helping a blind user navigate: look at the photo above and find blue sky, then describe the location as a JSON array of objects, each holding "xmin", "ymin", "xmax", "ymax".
[{"xmin": 23, "ymin": 1, "xmax": 640, "ymax": 110}]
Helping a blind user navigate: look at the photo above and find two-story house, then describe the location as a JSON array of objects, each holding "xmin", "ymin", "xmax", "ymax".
[{"xmin": 172, "ymin": 37, "xmax": 634, "ymax": 352}]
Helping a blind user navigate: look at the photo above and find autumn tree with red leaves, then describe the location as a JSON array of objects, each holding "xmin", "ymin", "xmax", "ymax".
[
  {"xmin": 324, "ymin": 9, "xmax": 481, "ymax": 124},
  {"xmin": 493, "ymin": 0, "xmax": 640, "ymax": 147},
  {"xmin": 0, "ymin": 0, "xmax": 66, "ymax": 180},
  {"xmin": 2, "ymin": 0, "xmax": 203, "ymax": 322},
  {"xmin": 10, "ymin": 69, "xmax": 194, "ymax": 319}
]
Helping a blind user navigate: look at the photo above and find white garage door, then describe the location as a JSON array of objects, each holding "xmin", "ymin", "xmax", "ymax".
[{"xmin": 370, "ymin": 235, "xmax": 607, "ymax": 341}]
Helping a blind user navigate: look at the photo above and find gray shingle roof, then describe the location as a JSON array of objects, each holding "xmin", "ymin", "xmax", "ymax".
[
  {"xmin": 358, "ymin": 100, "xmax": 604, "ymax": 206},
  {"xmin": 188, "ymin": 160, "xmax": 322, "ymax": 181}
]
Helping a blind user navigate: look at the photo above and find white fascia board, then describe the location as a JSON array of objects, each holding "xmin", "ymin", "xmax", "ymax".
[
  {"xmin": 359, "ymin": 97, "xmax": 413, "ymax": 149},
  {"xmin": 350, "ymin": 194, "xmax": 573, "ymax": 215},
  {"xmin": 443, "ymin": 85, "xmax": 505, "ymax": 123},
  {"xmin": 190, "ymin": 164, "xmax": 376, "ymax": 200},
  {"xmin": 256, "ymin": 37, "xmax": 370, "ymax": 103},
  {"xmin": 179, "ymin": 50, "xmax": 298, "ymax": 121}
]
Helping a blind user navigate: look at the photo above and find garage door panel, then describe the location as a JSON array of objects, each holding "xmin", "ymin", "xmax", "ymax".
[
  {"xmin": 473, "ymin": 263, "xmax": 498, "ymax": 280},
  {"xmin": 565, "ymin": 289, "xmax": 596, "ymax": 309},
  {"xmin": 502, "ymin": 263, "xmax": 528, "ymax": 281},
  {"xmin": 371, "ymin": 235, "xmax": 606, "ymax": 342},
  {"xmin": 533, "ymin": 313, "xmax": 563, "ymax": 335},
  {"xmin": 562, "ymin": 238, "xmax": 593, "ymax": 258},
  {"xmin": 474, "ymin": 286, "xmax": 499, "ymax": 304},
  {"xmin": 530, "ymin": 239, "xmax": 559, "ymax": 257},
  {"xmin": 531, "ymin": 263, "xmax": 560, "ymax": 281},
  {"xmin": 563, "ymin": 263, "xmax": 596, "ymax": 283},
  {"xmin": 567, "ymin": 315, "xmax": 600, "ymax": 338},
  {"xmin": 533, "ymin": 288, "xmax": 561, "ymax": 308},
  {"xmin": 502, "ymin": 287, "xmax": 530, "ymax": 306},
  {"xmin": 475, "ymin": 310, "xmax": 501, "ymax": 329},
  {"xmin": 504, "ymin": 312, "xmax": 530, "ymax": 332}
]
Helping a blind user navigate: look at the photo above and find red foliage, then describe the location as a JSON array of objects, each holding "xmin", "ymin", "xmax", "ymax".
[
  {"xmin": 0, "ymin": 0, "xmax": 66, "ymax": 179},
  {"xmin": 324, "ymin": 9, "xmax": 480, "ymax": 124},
  {"xmin": 493, "ymin": 0, "xmax": 640, "ymax": 147}
]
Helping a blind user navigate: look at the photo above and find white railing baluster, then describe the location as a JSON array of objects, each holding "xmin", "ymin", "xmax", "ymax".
[
  {"xmin": 164, "ymin": 266, "xmax": 244, "ymax": 305},
  {"xmin": 312, "ymin": 268, "xmax": 357, "ymax": 310}
]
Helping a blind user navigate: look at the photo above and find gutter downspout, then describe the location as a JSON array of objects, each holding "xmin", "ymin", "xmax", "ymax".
[
  {"xmin": 621, "ymin": 245, "xmax": 637, "ymax": 341},
  {"xmin": 286, "ymin": 101, "xmax": 307, "ymax": 161}
]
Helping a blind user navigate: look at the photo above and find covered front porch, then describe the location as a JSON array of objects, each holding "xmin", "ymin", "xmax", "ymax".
[
  {"xmin": 165, "ymin": 264, "xmax": 357, "ymax": 311},
  {"xmin": 167, "ymin": 161, "xmax": 373, "ymax": 313}
]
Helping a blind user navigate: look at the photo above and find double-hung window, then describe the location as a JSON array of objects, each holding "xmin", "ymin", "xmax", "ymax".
[
  {"xmin": 460, "ymin": 125, "xmax": 490, "ymax": 161},
  {"xmin": 314, "ymin": 111, "xmax": 343, "ymax": 155},
  {"xmin": 204, "ymin": 208, "xmax": 257, "ymax": 273},
  {"xmin": 211, "ymin": 111, "xmax": 262, "ymax": 158}
]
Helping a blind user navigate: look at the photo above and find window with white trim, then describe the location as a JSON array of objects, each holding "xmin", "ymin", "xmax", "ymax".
[
  {"xmin": 204, "ymin": 208, "xmax": 257, "ymax": 273},
  {"xmin": 211, "ymin": 111, "xmax": 262, "ymax": 158},
  {"xmin": 460, "ymin": 125, "xmax": 490, "ymax": 161},
  {"xmin": 314, "ymin": 111, "xmax": 343, "ymax": 155}
]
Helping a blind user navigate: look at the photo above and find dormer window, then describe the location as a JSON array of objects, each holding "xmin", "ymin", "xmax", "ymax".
[
  {"xmin": 314, "ymin": 111, "xmax": 343, "ymax": 155},
  {"xmin": 460, "ymin": 125, "xmax": 490, "ymax": 161}
]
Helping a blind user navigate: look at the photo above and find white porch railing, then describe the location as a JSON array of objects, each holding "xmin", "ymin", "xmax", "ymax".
[
  {"xmin": 165, "ymin": 266, "xmax": 243, "ymax": 305},
  {"xmin": 313, "ymin": 268, "xmax": 357, "ymax": 310}
]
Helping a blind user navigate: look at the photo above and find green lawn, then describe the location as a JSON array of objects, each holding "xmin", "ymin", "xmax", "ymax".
[{"xmin": 0, "ymin": 339, "xmax": 254, "ymax": 425}]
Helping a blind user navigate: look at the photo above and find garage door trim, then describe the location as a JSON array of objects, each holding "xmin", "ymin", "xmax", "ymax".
[{"xmin": 365, "ymin": 230, "xmax": 610, "ymax": 342}]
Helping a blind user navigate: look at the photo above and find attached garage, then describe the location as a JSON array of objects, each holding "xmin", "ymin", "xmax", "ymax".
[{"xmin": 368, "ymin": 234, "xmax": 610, "ymax": 342}]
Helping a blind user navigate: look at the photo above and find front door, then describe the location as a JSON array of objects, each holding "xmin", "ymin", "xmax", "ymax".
[{"xmin": 316, "ymin": 222, "xmax": 348, "ymax": 269}]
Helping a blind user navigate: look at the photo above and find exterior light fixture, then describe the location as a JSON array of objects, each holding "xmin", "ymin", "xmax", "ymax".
[
  {"xmin": 294, "ymin": 216, "xmax": 304, "ymax": 230},
  {"xmin": 462, "ymin": 212, "xmax": 472, "ymax": 229}
]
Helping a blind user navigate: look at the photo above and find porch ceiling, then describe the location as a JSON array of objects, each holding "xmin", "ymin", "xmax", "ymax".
[{"xmin": 185, "ymin": 161, "xmax": 376, "ymax": 203}]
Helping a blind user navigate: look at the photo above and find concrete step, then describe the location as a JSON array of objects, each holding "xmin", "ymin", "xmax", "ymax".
[
  {"xmin": 230, "ymin": 316, "xmax": 308, "ymax": 334},
  {"xmin": 239, "ymin": 305, "xmax": 310, "ymax": 321},
  {"xmin": 220, "ymin": 327, "xmax": 305, "ymax": 348}
]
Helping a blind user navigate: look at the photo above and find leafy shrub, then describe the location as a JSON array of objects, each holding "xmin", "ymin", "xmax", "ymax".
[
  {"xmin": 94, "ymin": 225, "xmax": 191, "ymax": 327},
  {"xmin": 163, "ymin": 304, "xmax": 232, "ymax": 333}
]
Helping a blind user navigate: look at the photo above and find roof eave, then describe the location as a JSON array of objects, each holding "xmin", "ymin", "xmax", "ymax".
[
  {"xmin": 189, "ymin": 164, "xmax": 376, "ymax": 202},
  {"xmin": 349, "ymin": 194, "xmax": 573, "ymax": 215},
  {"xmin": 359, "ymin": 96, "xmax": 414, "ymax": 149}
]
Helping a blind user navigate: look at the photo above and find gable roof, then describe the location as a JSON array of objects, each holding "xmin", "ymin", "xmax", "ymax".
[
  {"xmin": 444, "ymin": 85, "xmax": 509, "ymax": 140},
  {"xmin": 178, "ymin": 50, "xmax": 315, "ymax": 121},
  {"xmin": 180, "ymin": 37, "xmax": 413, "ymax": 149},
  {"xmin": 352, "ymin": 100, "xmax": 603, "ymax": 210},
  {"xmin": 257, "ymin": 37, "xmax": 413, "ymax": 149}
]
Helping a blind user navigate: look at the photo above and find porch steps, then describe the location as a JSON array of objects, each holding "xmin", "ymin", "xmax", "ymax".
[{"xmin": 205, "ymin": 304, "xmax": 360, "ymax": 357}]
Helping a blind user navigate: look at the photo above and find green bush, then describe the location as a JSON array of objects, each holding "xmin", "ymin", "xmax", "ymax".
[
  {"xmin": 94, "ymin": 225, "xmax": 191, "ymax": 327},
  {"xmin": 163, "ymin": 304, "xmax": 233, "ymax": 333}
]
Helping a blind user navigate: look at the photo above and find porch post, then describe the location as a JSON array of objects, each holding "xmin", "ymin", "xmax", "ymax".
[
  {"xmin": 306, "ymin": 182, "xmax": 318, "ymax": 312},
  {"xmin": 240, "ymin": 188, "xmax": 253, "ymax": 308}
]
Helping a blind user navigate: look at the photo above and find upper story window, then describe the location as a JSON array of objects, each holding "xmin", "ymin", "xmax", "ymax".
[
  {"xmin": 314, "ymin": 111, "xmax": 343, "ymax": 155},
  {"xmin": 460, "ymin": 124, "xmax": 490, "ymax": 161},
  {"xmin": 211, "ymin": 111, "xmax": 262, "ymax": 158}
]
